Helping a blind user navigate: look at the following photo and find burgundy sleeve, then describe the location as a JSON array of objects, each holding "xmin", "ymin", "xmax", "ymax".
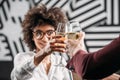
[{"xmin": 66, "ymin": 36, "xmax": 120, "ymax": 79}]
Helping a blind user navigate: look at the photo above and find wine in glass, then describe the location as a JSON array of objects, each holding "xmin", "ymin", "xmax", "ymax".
[{"xmin": 67, "ymin": 20, "xmax": 82, "ymax": 40}]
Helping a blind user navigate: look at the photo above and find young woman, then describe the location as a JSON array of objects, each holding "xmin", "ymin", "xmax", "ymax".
[{"xmin": 11, "ymin": 4, "xmax": 75, "ymax": 80}]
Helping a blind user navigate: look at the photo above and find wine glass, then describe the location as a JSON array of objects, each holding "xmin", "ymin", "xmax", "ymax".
[
  {"xmin": 56, "ymin": 22, "xmax": 68, "ymax": 39},
  {"xmin": 66, "ymin": 20, "xmax": 83, "ymax": 59},
  {"xmin": 55, "ymin": 22, "xmax": 68, "ymax": 67},
  {"xmin": 67, "ymin": 20, "xmax": 82, "ymax": 40}
]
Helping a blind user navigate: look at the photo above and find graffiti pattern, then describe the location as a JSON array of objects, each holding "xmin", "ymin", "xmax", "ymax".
[{"xmin": 0, "ymin": 0, "xmax": 120, "ymax": 79}]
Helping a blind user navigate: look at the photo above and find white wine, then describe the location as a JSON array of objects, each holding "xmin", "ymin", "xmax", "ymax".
[{"xmin": 66, "ymin": 32, "xmax": 79, "ymax": 40}]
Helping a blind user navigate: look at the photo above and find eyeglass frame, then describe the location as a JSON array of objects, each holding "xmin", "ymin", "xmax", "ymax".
[{"xmin": 32, "ymin": 30, "xmax": 55, "ymax": 40}]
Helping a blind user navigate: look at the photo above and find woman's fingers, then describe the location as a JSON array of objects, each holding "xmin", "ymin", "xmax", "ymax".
[
  {"xmin": 78, "ymin": 32, "xmax": 85, "ymax": 40},
  {"xmin": 49, "ymin": 35, "xmax": 67, "ymax": 53},
  {"xmin": 50, "ymin": 47, "xmax": 66, "ymax": 53},
  {"xmin": 50, "ymin": 42, "xmax": 66, "ymax": 53},
  {"xmin": 50, "ymin": 43, "xmax": 66, "ymax": 48}
]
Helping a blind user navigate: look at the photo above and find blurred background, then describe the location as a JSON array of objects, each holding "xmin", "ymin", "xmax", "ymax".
[{"xmin": 0, "ymin": 0, "xmax": 120, "ymax": 80}]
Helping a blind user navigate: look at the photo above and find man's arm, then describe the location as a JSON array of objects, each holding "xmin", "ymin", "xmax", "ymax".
[{"xmin": 67, "ymin": 36, "xmax": 120, "ymax": 79}]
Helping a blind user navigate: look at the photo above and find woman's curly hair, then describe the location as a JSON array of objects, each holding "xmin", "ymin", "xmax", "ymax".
[{"xmin": 22, "ymin": 4, "xmax": 68, "ymax": 51}]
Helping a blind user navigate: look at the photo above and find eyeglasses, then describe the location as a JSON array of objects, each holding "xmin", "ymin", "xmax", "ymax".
[{"xmin": 33, "ymin": 30, "xmax": 55, "ymax": 40}]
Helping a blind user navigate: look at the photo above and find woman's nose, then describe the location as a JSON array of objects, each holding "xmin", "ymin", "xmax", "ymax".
[{"xmin": 41, "ymin": 34, "xmax": 49, "ymax": 41}]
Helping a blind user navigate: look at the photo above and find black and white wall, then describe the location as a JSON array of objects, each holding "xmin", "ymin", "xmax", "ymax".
[{"xmin": 0, "ymin": 0, "xmax": 120, "ymax": 80}]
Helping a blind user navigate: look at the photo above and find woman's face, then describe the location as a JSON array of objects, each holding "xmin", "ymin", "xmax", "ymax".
[{"xmin": 32, "ymin": 24, "xmax": 55, "ymax": 51}]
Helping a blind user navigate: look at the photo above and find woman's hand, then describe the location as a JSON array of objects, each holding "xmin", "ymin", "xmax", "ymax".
[
  {"xmin": 34, "ymin": 35, "xmax": 67, "ymax": 66},
  {"xmin": 50, "ymin": 35, "xmax": 67, "ymax": 53}
]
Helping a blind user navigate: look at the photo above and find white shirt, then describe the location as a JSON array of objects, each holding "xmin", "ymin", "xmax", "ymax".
[{"xmin": 11, "ymin": 52, "xmax": 73, "ymax": 80}]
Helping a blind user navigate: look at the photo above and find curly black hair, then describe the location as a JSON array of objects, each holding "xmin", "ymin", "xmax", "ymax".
[{"xmin": 22, "ymin": 4, "xmax": 68, "ymax": 51}]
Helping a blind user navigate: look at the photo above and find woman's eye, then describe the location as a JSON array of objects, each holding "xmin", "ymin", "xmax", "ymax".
[
  {"xmin": 47, "ymin": 31, "xmax": 54, "ymax": 35},
  {"xmin": 36, "ymin": 31, "xmax": 42, "ymax": 36}
]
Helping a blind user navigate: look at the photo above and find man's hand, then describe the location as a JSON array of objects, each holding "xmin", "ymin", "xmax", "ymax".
[{"xmin": 66, "ymin": 32, "xmax": 85, "ymax": 58}]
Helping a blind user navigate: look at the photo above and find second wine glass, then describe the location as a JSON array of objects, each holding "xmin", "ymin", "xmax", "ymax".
[{"xmin": 67, "ymin": 20, "xmax": 82, "ymax": 40}]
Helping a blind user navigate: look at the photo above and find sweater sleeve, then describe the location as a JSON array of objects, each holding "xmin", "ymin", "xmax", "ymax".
[
  {"xmin": 67, "ymin": 36, "xmax": 120, "ymax": 79},
  {"xmin": 11, "ymin": 53, "xmax": 36, "ymax": 80}
]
